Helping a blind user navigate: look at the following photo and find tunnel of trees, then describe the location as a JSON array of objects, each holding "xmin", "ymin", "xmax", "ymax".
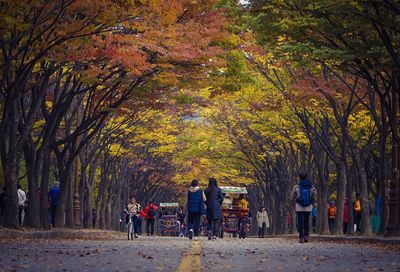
[{"xmin": 0, "ymin": 0, "xmax": 399, "ymax": 236}]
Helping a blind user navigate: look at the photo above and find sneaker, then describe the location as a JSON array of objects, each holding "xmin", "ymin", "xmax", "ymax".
[
  {"xmin": 299, "ymin": 238, "xmax": 305, "ymax": 243},
  {"xmin": 194, "ymin": 236, "xmax": 199, "ymax": 241},
  {"xmin": 188, "ymin": 229, "xmax": 193, "ymax": 240},
  {"xmin": 208, "ymin": 231, "xmax": 212, "ymax": 240},
  {"xmin": 134, "ymin": 234, "xmax": 138, "ymax": 239},
  {"xmin": 212, "ymin": 236, "xmax": 217, "ymax": 241}
]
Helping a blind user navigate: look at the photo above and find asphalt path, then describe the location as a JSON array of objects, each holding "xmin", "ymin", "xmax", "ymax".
[{"xmin": 0, "ymin": 236, "xmax": 399, "ymax": 272}]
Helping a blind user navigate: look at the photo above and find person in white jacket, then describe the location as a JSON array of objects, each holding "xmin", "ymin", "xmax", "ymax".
[
  {"xmin": 256, "ymin": 207, "xmax": 269, "ymax": 238},
  {"xmin": 17, "ymin": 184, "xmax": 27, "ymax": 226}
]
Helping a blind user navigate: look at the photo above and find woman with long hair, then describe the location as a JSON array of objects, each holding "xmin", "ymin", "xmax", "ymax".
[{"xmin": 204, "ymin": 177, "xmax": 223, "ymax": 240}]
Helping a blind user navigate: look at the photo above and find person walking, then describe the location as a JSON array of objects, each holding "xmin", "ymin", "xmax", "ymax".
[
  {"xmin": 328, "ymin": 201, "xmax": 337, "ymax": 233},
  {"xmin": 138, "ymin": 208, "xmax": 146, "ymax": 235},
  {"xmin": 127, "ymin": 197, "xmax": 140, "ymax": 239},
  {"xmin": 17, "ymin": 184, "xmax": 26, "ymax": 226},
  {"xmin": 311, "ymin": 204, "xmax": 317, "ymax": 233},
  {"xmin": 177, "ymin": 207, "xmax": 186, "ymax": 237},
  {"xmin": 48, "ymin": 181, "xmax": 60, "ymax": 227},
  {"xmin": 290, "ymin": 170, "xmax": 316, "ymax": 243},
  {"xmin": 145, "ymin": 201, "xmax": 158, "ymax": 236},
  {"xmin": 186, "ymin": 179, "xmax": 206, "ymax": 240},
  {"xmin": 343, "ymin": 197, "xmax": 349, "ymax": 234},
  {"xmin": 204, "ymin": 177, "xmax": 224, "ymax": 240},
  {"xmin": 354, "ymin": 194, "xmax": 362, "ymax": 233},
  {"xmin": 256, "ymin": 207, "xmax": 269, "ymax": 238}
]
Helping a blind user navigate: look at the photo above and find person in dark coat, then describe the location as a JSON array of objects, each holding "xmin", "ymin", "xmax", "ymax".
[
  {"xmin": 48, "ymin": 181, "xmax": 60, "ymax": 227},
  {"xmin": 204, "ymin": 177, "xmax": 223, "ymax": 240},
  {"xmin": 186, "ymin": 179, "xmax": 206, "ymax": 240}
]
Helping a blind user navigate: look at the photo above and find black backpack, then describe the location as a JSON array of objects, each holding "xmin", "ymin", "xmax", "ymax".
[{"xmin": 148, "ymin": 205, "xmax": 156, "ymax": 217}]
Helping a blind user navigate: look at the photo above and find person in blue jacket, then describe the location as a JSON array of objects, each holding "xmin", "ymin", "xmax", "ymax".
[
  {"xmin": 48, "ymin": 181, "xmax": 60, "ymax": 227},
  {"xmin": 186, "ymin": 179, "xmax": 206, "ymax": 240}
]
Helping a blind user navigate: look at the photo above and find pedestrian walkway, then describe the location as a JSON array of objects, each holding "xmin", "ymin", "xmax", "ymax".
[{"xmin": 0, "ymin": 234, "xmax": 399, "ymax": 271}]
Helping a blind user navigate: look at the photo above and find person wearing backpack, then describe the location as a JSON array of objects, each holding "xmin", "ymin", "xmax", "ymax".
[
  {"xmin": 186, "ymin": 179, "xmax": 207, "ymax": 240},
  {"xmin": 145, "ymin": 201, "xmax": 158, "ymax": 236},
  {"xmin": 328, "ymin": 201, "xmax": 337, "ymax": 233},
  {"xmin": 290, "ymin": 170, "xmax": 317, "ymax": 243}
]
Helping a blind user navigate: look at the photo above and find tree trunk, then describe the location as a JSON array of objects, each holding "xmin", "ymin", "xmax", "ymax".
[
  {"xmin": 334, "ymin": 161, "xmax": 347, "ymax": 234},
  {"xmin": 353, "ymin": 150, "xmax": 373, "ymax": 235},
  {"xmin": 23, "ymin": 139, "xmax": 40, "ymax": 228},
  {"xmin": 39, "ymin": 150, "xmax": 51, "ymax": 229}
]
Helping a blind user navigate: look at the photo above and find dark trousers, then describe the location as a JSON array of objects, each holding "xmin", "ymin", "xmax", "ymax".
[
  {"xmin": 207, "ymin": 217, "xmax": 220, "ymax": 236},
  {"xmin": 51, "ymin": 205, "xmax": 57, "ymax": 227},
  {"xmin": 138, "ymin": 218, "xmax": 143, "ymax": 235},
  {"xmin": 258, "ymin": 222, "xmax": 266, "ymax": 238},
  {"xmin": 328, "ymin": 218, "xmax": 335, "ymax": 233},
  {"xmin": 188, "ymin": 212, "xmax": 201, "ymax": 236},
  {"xmin": 312, "ymin": 217, "xmax": 317, "ymax": 233},
  {"xmin": 146, "ymin": 218, "xmax": 155, "ymax": 235},
  {"xmin": 296, "ymin": 211, "xmax": 310, "ymax": 239},
  {"xmin": 354, "ymin": 213, "xmax": 361, "ymax": 233},
  {"xmin": 343, "ymin": 222, "xmax": 348, "ymax": 234},
  {"xmin": 19, "ymin": 206, "xmax": 24, "ymax": 225}
]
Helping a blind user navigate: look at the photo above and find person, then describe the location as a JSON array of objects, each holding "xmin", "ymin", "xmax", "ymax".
[
  {"xmin": 48, "ymin": 181, "xmax": 60, "ymax": 227},
  {"xmin": 17, "ymin": 184, "xmax": 26, "ymax": 226},
  {"xmin": 204, "ymin": 177, "xmax": 224, "ymax": 240},
  {"xmin": 290, "ymin": 170, "xmax": 316, "ymax": 243},
  {"xmin": 328, "ymin": 201, "xmax": 337, "ymax": 233},
  {"xmin": 354, "ymin": 193, "xmax": 362, "ymax": 233},
  {"xmin": 222, "ymin": 193, "xmax": 232, "ymax": 209},
  {"xmin": 138, "ymin": 208, "xmax": 146, "ymax": 235},
  {"xmin": 127, "ymin": 197, "xmax": 140, "ymax": 239},
  {"xmin": 238, "ymin": 194, "xmax": 249, "ymax": 210},
  {"xmin": 343, "ymin": 197, "xmax": 349, "ymax": 234},
  {"xmin": 0, "ymin": 187, "xmax": 6, "ymax": 226},
  {"xmin": 186, "ymin": 179, "xmax": 206, "ymax": 240},
  {"xmin": 257, "ymin": 207, "xmax": 269, "ymax": 238},
  {"xmin": 144, "ymin": 201, "xmax": 158, "ymax": 236},
  {"xmin": 177, "ymin": 207, "xmax": 186, "ymax": 237},
  {"xmin": 311, "ymin": 204, "xmax": 317, "ymax": 233},
  {"xmin": 92, "ymin": 209, "xmax": 96, "ymax": 229}
]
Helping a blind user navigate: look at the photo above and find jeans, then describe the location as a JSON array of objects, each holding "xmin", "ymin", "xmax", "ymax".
[
  {"xmin": 188, "ymin": 212, "xmax": 201, "ymax": 236},
  {"xmin": 258, "ymin": 222, "xmax": 266, "ymax": 238},
  {"xmin": 207, "ymin": 217, "xmax": 220, "ymax": 237},
  {"xmin": 296, "ymin": 211, "xmax": 310, "ymax": 239},
  {"xmin": 130, "ymin": 215, "xmax": 139, "ymax": 234},
  {"xmin": 328, "ymin": 218, "xmax": 335, "ymax": 233},
  {"xmin": 51, "ymin": 205, "xmax": 57, "ymax": 227},
  {"xmin": 146, "ymin": 218, "xmax": 155, "ymax": 235}
]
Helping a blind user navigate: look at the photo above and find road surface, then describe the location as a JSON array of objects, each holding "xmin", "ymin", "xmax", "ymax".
[{"xmin": 0, "ymin": 236, "xmax": 399, "ymax": 271}]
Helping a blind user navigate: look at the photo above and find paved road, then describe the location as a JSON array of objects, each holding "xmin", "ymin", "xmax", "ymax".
[{"xmin": 0, "ymin": 236, "xmax": 399, "ymax": 272}]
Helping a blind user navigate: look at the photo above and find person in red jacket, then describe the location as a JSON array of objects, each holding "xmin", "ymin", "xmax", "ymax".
[
  {"xmin": 145, "ymin": 201, "xmax": 158, "ymax": 236},
  {"xmin": 343, "ymin": 197, "xmax": 349, "ymax": 234}
]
